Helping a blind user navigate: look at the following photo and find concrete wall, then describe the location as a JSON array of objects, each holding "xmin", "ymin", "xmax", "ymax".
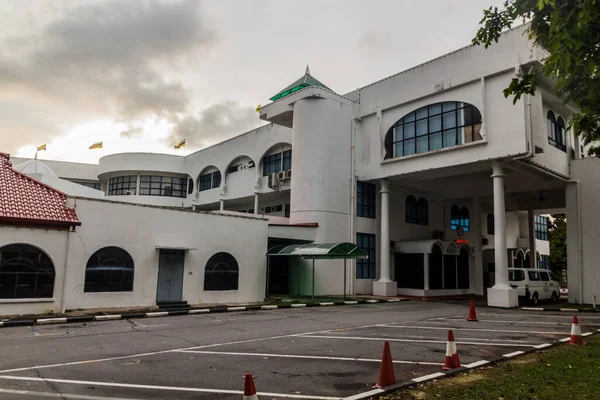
[{"xmin": 567, "ymin": 159, "xmax": 600, "ymax": 304}]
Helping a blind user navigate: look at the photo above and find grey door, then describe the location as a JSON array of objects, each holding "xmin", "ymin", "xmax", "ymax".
[{"xmin": 156, "ymin": 250, "xmax": 185, "ymax": 302}]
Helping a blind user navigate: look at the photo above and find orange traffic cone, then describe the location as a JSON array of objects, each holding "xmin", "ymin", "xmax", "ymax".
[
  {"xmin": 443, "ymin": 330, "xmax": 461, "ymax": 370},
  {"xmin": 243, "ymin": 372, "xmax": 258, "ymax": 400},
  {"xmin": 467, "ymin": 300, "xmax": 478, "ymax": 321},
  {"xmin": 375, "ymin": 341, "xmax": 396, "ymax": 388},
  {"xmin": 570, "ymin": 316, "xmax": 584, "ymax": 345}
]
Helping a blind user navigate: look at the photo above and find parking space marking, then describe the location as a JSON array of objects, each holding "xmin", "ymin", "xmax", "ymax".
[
  {"xmin": 432, "ymin": 318, "xmax": 600, "ymax": 327},
  {"xmin": 412, "ymin": 372, "xmax": 445, "ymax": 383},
  {"xmin": 380, "ymin": 324, "xmax": 569, "ymax": 336},
  {"xmin": 464, "ymin": 360, "xmax": 490, "ymax": 368},
  {"xmin": 297, "ymin": 335, "xmax": 537, "ymax": 347},
  {"xmin": 0, "ymin": 387, "xmax": 141, "ymax": 400},
  {"xmin": 534, "ymin": 343, "xmax": 552, "ymax": 349},
  {"xmin": 323, "ymin": 331, "xmax": 533, "ymax": 343},
  {"xmin": 176, "ymin": 350, "xmax": 443, "ymax": 366},
  {"xmin": 479, "ymin": 312, "xmax": 600, "ymax": 319},
  {"xmin": 503, "ymin": 351, "xmax": 525, "ymax": 357},
  {"xmin": 0, "ymin": 376, "xmax": 341, "ymax": 400}
]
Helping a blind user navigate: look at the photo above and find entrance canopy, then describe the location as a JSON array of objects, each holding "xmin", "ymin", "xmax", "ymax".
[{"xmin": 266, "ymin": 242, "xmax": 367, "ymax": 259}]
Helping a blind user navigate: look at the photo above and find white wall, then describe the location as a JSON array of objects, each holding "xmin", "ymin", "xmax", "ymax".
[
  {"xmin": 0, "ymin": 226, "xmax": 68, "ymax": 315},
  {"xmin": 60, "ymin": 198, "xmax": 268, "ymax": 310},
  {"xmin": 567, "ymin": 159, "xmax": 600, "ymax": 304}
]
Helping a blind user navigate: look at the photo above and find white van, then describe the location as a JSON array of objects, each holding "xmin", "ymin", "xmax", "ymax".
[{"xmin": 508, "ymin": 268, "xmax": 560, "ymax": 305}]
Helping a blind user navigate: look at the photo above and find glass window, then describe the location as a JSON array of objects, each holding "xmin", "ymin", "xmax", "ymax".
[
  {"xmin": 535, "ymin": 215, "xmax": 549, "ymax": 240},
  {"xmin": 285, "ymin": 203, "xmax": 290, "ymax": 218},
  {"xmin": 84, "ymin": 247, "xmax": 134, "ymax": 293},
  {"xmin": 417, "ymin": 197, "xmax": 428, "ymax": 226},
  {"xmin": 459, "ymin": 207, "xmax": 470, "ymax": 232},
  {"xmin": 450, "ymin": 205, "xmax": 469, "ymax": 232},
  {"xmin": 385, "ymin": 102, "xmax": 482, "ymax": 159},
  {"xmin": 540, "ymin": 254, "xmax": 551, "ymax": 270},
  {"xmin": 198, "ymin": 170, "xmax": 221, "ymax": 192},
  {"xmin": 356, "ymin": 233, "xmax": 376, "ymax": 279},
  {"xmin": 139, "ymin": 176, "xmax": 186, "ymax": 198},
  {"xmin": 263, "ymin": 151, "xmax": 289, "ymax": 176},
  {"xmin": 528, "ymin": 271, "xmax": 541, "ymax": 281},
  {"xmin": 487, "ymin": 213, "xmax": 494, "ymax": 235},
  {"xmin": 204, "ymin": 252, "xmax": 239, "ymax": 291},
  {"xmin": 405, "ymin": 195, "xmax": 418, "ymax": 224},
  {"xmin": 508, "ymin": 269, "xmax": 525, "ymax": 281},
  {"xmin": 187, "ymin": 178, "xmax": 194, "ymax": 194},
  {"xmin": 108, "ymin": 175, "xmax": 137, "ymax": 196},
  {"xmin": 0, "ymin": 244, "xmax": 55, "ymax": 299},
  {"xmin": 540, "ymin": 271, "xmax": 550, "ymax": 281},
  {"xmin": 75, "ymin": 181, "xmax": 101, "ymax": 190},
  {"xmin": 450, "ymin": 205, "xmax": 460, "ymax": 230},
  {"xmin": 282, "ymin": 150, "xmax": 292, "ymax": 171},
  {"xmin": 357, "ymin": 181, "xmax": 376, "ymax": 219},
  {"xmin": 547, "ymin": 111, "xmax": 566, "ymax": 152}
]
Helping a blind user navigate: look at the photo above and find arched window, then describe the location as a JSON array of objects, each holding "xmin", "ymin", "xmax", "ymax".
[
  {"xmin": 450, "ymin": 205, "xmax": 469, "ymax": 231},
  {"xmin": 385, "ymin": 102, "xmax": 482, "ymax": 159},
  {"xmin": 487, "ymin": 213, "xmax": 494, "ymax": 235},
  {"xmin": 0, "ymin": 244, "xmax": 55, "ymax": 299},
  {"xmin": 547, "ymin": 111, "xmax": 566, "ymax": 152},
  {"xmin": 198, "ymin": 167, "xmax": 221, "ymax": 192},
  {"xmin": 84, "ymin": 247, "xmax": 134, "ymax": 293},
  {"xmin": 405, "ymin": 195, "xmax": 418, "ymax": 224},
  {"xmin": 417, "ymin": 197, "xmax": 429, "ymax": 226},
  {"xmin": 204, "ymin": 252, "xmax": 239, "ymax": 291}
]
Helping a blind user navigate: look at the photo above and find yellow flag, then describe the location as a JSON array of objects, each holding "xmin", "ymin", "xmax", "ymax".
[
  {"xmin": 89, "ymin": 142, "xmax": 103, "ymax": 150},
  {"xmin": 37, "ymin": 144, "xmax": 46, "ymax": 151},
  {"xmin": 255, "ymin": 104, "xmax": 261, "ymax": 113},
  {"xmin": 174, "ymin": 138, "xmax": 186, "ymax": 149}
]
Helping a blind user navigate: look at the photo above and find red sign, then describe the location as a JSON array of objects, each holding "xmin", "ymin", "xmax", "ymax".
[{"xmin": 455, "ymin": 239, "xmax": 469, "ymax": 244}]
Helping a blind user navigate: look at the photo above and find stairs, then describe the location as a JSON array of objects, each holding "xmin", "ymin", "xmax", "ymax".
[{"xmin": 156, "ymin": 301, "xmax": 190, "ymax": 315}]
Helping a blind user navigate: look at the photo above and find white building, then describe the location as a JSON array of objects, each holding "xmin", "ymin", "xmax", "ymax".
[{"xmin": 3, "ymin": 24, "xmax": 598, "ymax": 314}]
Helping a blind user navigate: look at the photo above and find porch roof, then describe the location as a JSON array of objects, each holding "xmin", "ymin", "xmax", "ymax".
[{"xmin": 266, "ymin": 242, "xmax": 367, "ymax": 259}]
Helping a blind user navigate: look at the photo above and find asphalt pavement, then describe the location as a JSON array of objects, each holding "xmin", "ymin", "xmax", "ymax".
[{"xmin": 0, "ymin": 300, "xmax": 597, "ymax": 400}]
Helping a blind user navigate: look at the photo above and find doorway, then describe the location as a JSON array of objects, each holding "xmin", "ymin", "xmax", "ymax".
[{"xmin": 156, "ymin": 249, "xmax": 185, "ymax": 302}]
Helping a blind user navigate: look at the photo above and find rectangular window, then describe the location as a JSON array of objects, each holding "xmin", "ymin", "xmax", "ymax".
[
  {"xmin": 356, "ymin": 233, "xmax": 376, "ymax": 279},
  {"xmin": 539, "ymin": 255, "xmax": 551, "ymax": 270},
  {"xmin": 285, "ymin": 203, "xmax": 290, "ymax": 218},
  {"xmin": 263, "ymin": 152, "xmax": 283, "ymax": 176},
  {"xmin": 275, "ymin": 205, "xmax": 283, "ymax": 212},
  {"xmin": 357, "ymin": 181, "xmax": 376, "ymax": 219},
  {"xmin": 282, "ymin": 150, "xmax": 292, "ymax": 170},
  {"xmin": 108, "ymin": 175, "xmax": 137, "ymax": 195},
  {"xmin": 139, "ymin": 176, "xmax": 186, "ymax": 198},
  {"xmin": 535, "ymin": 215, "xmax": 549, "ymax": 240},
  {"xmin": 528, "ymin": 271, "xmax": 541, "ymax": 281},
  {"xmin": 198, "ymin": 171, "xmax": 220, "ymax": 192}
]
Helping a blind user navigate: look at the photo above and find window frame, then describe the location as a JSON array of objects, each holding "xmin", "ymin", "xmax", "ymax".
[
  {"xmin": 356, "ymin": 233, "xmax": 376, "ymax": 279},
  {"xmin": 357, "ymin": 181, "xmax": 376, "ymax": 219},
  {"xmin": 203, "ymin": 252, "xmax": 239, "ymax": 291},
  {"xmin": 139, "ymin": 175, "xmax": 186, "ymax": 198},
  {"xmin": 0, "ymin": 244, "xmax": 55, "ymax": 299},
  {"xmin": 198, "ymin": 170, "xmax": 221, "ymax": 192},
  {"xmin": 262, "ymin": 149, "xmax": 292, "ymax": 176},
  {"xmin": 450, "ymin": 205, "xmax": 470, "ymax": 232},
  {"xmin": 84, "ymin": 246, "xmax": 134, "ymax": 293},
  {"xmin": 547, "ymin": 110, "xmax": 566, "ymax": 152},
  {"xmin": 535, "ymin": 215, "xmax": 549, "ymax": 241},
  {"xmin": 108, "ymin": 175, "xmax": 137, "ymax": 196}
]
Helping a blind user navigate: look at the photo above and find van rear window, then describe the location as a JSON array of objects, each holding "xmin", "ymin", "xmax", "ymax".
[{"xmin": 508, "ymin": 270, "xmax": 525, "ymax": 281}]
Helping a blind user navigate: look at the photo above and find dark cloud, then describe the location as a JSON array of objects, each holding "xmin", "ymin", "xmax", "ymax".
[
  {"xmin": 170, "ymin": 101, "xmax": 260, "ymax": 148},
  {"xmin": 0, "ymin": 0, "xmax": 220, "ymax": 151}
]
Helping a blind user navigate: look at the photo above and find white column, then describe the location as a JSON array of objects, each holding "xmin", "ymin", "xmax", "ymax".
[
  {"xmin": 528, "ymin": 209, "xmax": 537, "ymax": 268},
  {"xmin": 423, "ymin": 254, "xmax": 430, "ymax": 290},
  {"xmin": 473, "ymin": 196, "xmax": 484, "ymax": 295},
  {"xmin": 487, "ymin": 162, "xmax": 518, "ymax": 307},
  {"xmin": 373, "ymin": 179, "xmax": 396, "ymax": 296},
  {"xmin": 254, "ymin": 193, "xmax": 259, "ymax": 215},
  {"xmin": 219, "ymin": 199, "xmax": 224, "ymax": 211}
]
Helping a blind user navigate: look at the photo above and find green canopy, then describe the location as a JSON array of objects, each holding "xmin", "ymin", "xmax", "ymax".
[
  {"xmin": 269, "ymin": 65, "xmax": 332, "ymax": 102},
  {"xmin": 266, "ymin": 242, "xmax": 367, "ymax": 260}
]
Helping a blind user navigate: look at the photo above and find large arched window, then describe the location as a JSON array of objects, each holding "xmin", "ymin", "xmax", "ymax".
[
  {"xmin": 385, "ymin": 102, "xmax": 482, "ymax": 159},
  {"xmin": 0, "ymin": 244, "xmax": 55, "ymax": 299},
  {"xmin": 198, "ymin": 167, "xmax": 221, "ymax": 192},
  {"xmin": 450, "ymin": 205, "xmax": 470, "ymax": 232},
  {"xmin": 84, "ymin": 247, "xmax": 134, "ymax": 293},
  {"xmin": 204, "ymin": 252, "xmax": 239, "ymax": 291},
  {"xmin": 547, "ymin": 111, "xmax": 566, "ymax": 152}
]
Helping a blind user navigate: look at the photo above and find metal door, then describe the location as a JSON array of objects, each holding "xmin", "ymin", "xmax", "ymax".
[{"xmin": 156, "ymin": 250, "xmax": 185, "ymax": 302}]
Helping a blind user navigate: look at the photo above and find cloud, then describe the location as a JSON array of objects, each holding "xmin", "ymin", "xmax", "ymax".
[
  {"xmin": 0, "ymin": 0, "xmax": 219, "ymax": 152},
  {"xmin": 170, "ymin": 100, "xmax": 261, "ymax": 148}
]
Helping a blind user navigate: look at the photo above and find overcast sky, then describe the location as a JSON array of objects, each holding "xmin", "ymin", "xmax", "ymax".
[{"xmin": 0, "ymin": 0, "xmax": 504, "ymax": 163}]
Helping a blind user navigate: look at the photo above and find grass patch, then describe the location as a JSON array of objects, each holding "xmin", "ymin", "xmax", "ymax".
[{"xmin": 381, "ymin": 334, "xmax": 600, "ymax": 400}]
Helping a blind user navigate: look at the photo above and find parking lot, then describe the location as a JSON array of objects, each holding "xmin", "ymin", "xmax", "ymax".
[{"xmin": 0, "ymin": 301, "xmax": 598, "ymax": 399}]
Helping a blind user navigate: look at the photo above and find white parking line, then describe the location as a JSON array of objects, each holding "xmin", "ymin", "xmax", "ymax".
[
  {"xmin": 380, "ymin": 324, "xmax": 569, "ymax": 336},
  {"xmin": 503, "ymin": 351, "xmax": 525, "ymax": 357},
  {"xmin": 479, "ymin": 312, "xmax": 600, "ymax": 319},
  {"xmin": 464, "ymin": 360, "xmax": 490, "ymax": 368},
  {"xmin": 0, "ymin": 387, "xmax": 141, "ymax": 400},
  {"xmin": 323, "ymin": 331, "xmax": 532, "ymax": 343},
  {"xmin": 0, "ymin": 376, "xmax": 340, "ymax": 400},
  {"xmin": 297, "ymin": 335, "xmax": 537, "ymax": 347},
  {"xmin": 534, "ymin": 343, "xmax": 552, "ymax": 349},
  {"xmin": 411, "ymin": 372, "xmax": 445, "ymax": 383},
  {"xmin": 176, "ymin": 350, "xmax": 443, "ymax": 366},
  {"xmin": 432, "ymin": 318, "xmax": 600, "ymax": 327}
]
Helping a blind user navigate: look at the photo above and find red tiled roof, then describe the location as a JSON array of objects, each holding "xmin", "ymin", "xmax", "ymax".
[{"xmin": 0, "ymin": 153, "xmax": 80, "ymax": 227}]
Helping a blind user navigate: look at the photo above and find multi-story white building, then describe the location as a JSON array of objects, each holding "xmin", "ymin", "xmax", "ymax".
[{"xmin": 3, "ymin": 24, "xmax": 598, "ymax": 314}]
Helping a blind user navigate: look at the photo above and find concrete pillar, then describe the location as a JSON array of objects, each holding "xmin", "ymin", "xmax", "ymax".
[
  {"xmin": 528, "ymin": 209, "xmax": 537, "ymax": 268},
  {"xmin": 473, "ymin": 196, "xmax": 484, "ymax": 295},
  {"xmin": 423, "ymin": 254, "xmax": 430, "ymax": 290},
  {"xmin": 254, "ymin": 193, "xmax": 259, "ymax": 215},
  {"xmin": 373, "ymin": 179, "xmax": 396, "ymax": 296},
  {"xmin": 487, "ymin": 162, "xmax": 518, "ymax": 307},
  {"xmin": 219, "ymin": 199, "xmax": 224, "ymax": 211}
]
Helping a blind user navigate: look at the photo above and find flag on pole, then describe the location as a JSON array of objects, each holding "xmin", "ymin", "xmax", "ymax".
[
  {"xmin": 255, "ymin": 104, "xmax": 261, "ymax": 113},
  {"xmin": 174, "ymin": 138, "xmax": 186, "ymax": 149},
  {"xmin": 37, "ymin": 144, "xmax": 46, "ymax": 151},
  {"xmin": 89, "ymin": 142, "xmax": 103, "ymax": 150}
]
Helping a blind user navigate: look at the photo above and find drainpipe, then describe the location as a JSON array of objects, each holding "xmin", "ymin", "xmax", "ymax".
[
  {"xmin": 513, "ymin": 91, "xmax": 534, "ymax": 161},
  {"xmin": 349, "ymin": 116, "xmax": 357, "ymax": 295},
  {"xmin": 59, "ymin": 226, "xmax": 72, "ymax": 314}
]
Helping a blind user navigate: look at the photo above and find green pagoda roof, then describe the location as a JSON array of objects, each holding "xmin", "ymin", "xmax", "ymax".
[{"xmin": 269, "ymin": 65, "xmax": 332, "ymax": 102}]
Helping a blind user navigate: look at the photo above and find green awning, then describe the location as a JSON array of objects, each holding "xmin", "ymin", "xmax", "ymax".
[
  {"xmin": 266, "ymin": 242, "xmax": 367, "ymax": 259},
  {"xmin": 269, "ymin": 65, "xmax": 332, "ymax": 102}
]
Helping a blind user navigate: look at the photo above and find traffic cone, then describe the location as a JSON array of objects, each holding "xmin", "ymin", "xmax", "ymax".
[
  {"xmin": 467, "ymin": 300, "xmax": 478, "ymax": 321},
  {"xmin": 570, "ymin": 316, "xmax": 584, "ymax": 345},
  {"xmin": 243, "ymin": 372, "xmax": 258, "ymax": 400},
  {"xmin": 375, "ymin": 341, "xmax": 396, "ymax": 388},
  {"xmin": 443, "ymin": 330, "xmax": 461, "ymax": 370}
]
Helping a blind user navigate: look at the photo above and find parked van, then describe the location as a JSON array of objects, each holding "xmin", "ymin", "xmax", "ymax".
[{"xmin": 508, "ymin": 268, "xmax": 560, "ymax": 305}]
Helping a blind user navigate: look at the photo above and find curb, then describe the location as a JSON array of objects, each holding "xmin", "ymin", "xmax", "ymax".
[
  {"xmin": 521, "ymin": 307, "xmax": 599, "ymax": 313},
  {"xmin": 0, "ymin": 298, "xmax": 408, "ymax": 329},
  {"xmin": 342, "ymin": 329, "xmax": 600, "ymax": 400}
]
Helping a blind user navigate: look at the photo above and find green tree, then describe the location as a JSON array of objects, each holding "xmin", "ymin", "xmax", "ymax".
[
  {"xmin": 472, "ymin": 0, "xmax": 600, "ymax": 156},
  {"xmin": 548, "ymin": 213, "xmax": 567, "ymax": 278}
]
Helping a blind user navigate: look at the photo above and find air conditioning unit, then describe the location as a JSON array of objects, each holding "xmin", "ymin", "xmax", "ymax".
[
  {"xmin": 268, "ymin": 172, "xmax": 279, "ymax": 189},
  {"xmin": 277, "ymin": 170, "xmax": 286, "ymax": 180},
  {"xmin": 284, "ymin": 169, "xmax": 292, "ymax": 180}
]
